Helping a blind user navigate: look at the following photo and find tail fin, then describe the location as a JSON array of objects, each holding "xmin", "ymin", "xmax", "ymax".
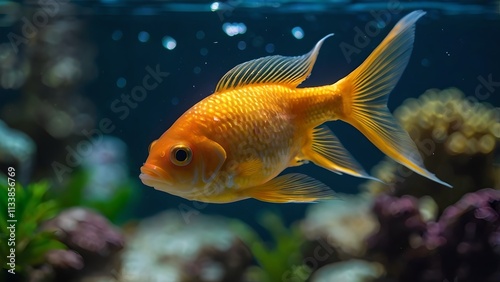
[{"xmin": 338, "ymin": 10, "xmax": 451, "ymax": 187}]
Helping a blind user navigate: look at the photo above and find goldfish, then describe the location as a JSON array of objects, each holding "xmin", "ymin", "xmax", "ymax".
[{"xmin": 140, "ymin": 10, "xmax": 451, "ymax": 203}]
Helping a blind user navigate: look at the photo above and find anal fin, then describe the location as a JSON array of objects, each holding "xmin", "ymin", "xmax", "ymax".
[
  {"xmin": 242, "ymin": 173, "xmax": 334, "ymax": 203},
  {"xmin": 303, "ymin": 126, "xmax": 379, "ymax": 181}
]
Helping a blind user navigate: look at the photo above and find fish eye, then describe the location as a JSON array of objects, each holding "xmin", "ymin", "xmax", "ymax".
[
  {"xmin": 148, "ymin": 140, "xmax": 158, "ymax": 152},
  {"xmin": 170, "ymin": 145, "xmax": 192, "ymax": 166}
]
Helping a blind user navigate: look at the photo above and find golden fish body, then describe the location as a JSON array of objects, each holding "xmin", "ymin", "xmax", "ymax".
[
  {"xmin": 176, "ymin": 85, "xmax": 339, "ymax": 201},
  {"xmin": 140, "ymin": 10, "xmax": 451, "ymax": 203},
  {"xmin": 191, "ymin": 85, "xmax": 300, "ymax": 189}
]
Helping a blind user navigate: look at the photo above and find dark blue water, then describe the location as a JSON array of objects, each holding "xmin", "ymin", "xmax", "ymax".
[{"xmin": 1, "ymin": 0, "xmax": 499, "ymax": 228}]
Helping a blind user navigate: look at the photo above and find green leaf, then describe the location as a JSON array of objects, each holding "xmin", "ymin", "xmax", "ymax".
[
  {"xmin": 0, "ymin": 179, "xmax": 64, "ymax": 273},
  {"xmin": 231, "ymin": 211, "xmax": 310, "ymax": 282},
  {"xmin": 57, "ymin": 170, "xmax": 89, "ymax": 208},
  {"xmin": 86, "ymin": 182, "xmax": 134, "ymax": 222},
  {"xmin": 22, "ymin": 232, "xmax": 66, "ymax": 266}
]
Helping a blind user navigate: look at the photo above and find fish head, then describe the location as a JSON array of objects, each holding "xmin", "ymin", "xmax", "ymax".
[{"xmin": 140, "ymin": 132, "xmax": 227, "ymax": 198}]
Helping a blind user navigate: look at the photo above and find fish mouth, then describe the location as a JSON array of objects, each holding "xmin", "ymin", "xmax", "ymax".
[
  {"xmin": 139, "ymin": 163, "xmax": 173, "ymax": 187},
  {"xmin": 140, "ymin": 163, "xmax": 206, "ymax": 199}
]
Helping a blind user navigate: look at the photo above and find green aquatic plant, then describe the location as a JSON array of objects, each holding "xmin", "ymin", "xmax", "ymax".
[
  {"xmin": 233, "ymin": 211, "xmax": 310, "ymax": 282},
  {"xmin": 0, "ymin": 168, "xmax": 133, "ymax": 275},
  {"xmin": 0, "ymin": 177, "xmax": 66, "ymax": 274}
]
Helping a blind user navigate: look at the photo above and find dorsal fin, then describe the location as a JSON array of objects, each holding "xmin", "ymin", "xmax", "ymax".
[{"xmin": 215, "ymin": 34, "xmax": 334, "ymax": 92}]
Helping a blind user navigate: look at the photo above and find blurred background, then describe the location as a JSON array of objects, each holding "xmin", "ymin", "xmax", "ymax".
[{"xmin": 0, "ymin": 1, "xmax": 499, "ymax": 281}]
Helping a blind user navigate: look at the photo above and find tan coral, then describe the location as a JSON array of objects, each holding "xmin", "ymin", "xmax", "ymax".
[
  {"xmin": 310, "ymin": 259, "xmax": 385, "ymax": 282},
  {"xmin": 301, "ymin": 194, "xmax": 379, "ymax": 258},
  {"xmin": 119, "ymin": 210, "xmax": 251, "ymax": 282},
  {"xmin": 395, "ymin": 88, "xmax": 499, "ymax": 156},
  {"xmin": 363, "ymin": 88, "xmax": 499, "ymax": 212}
]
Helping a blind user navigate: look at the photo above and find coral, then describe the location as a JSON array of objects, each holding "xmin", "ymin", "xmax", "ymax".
[
  {"xmin": 310, "ymin": 259, "xmax": 385, "ymax": 282},
  {"xmin": 359, "ymin": 88, "xmax": 500, "ymax": 280},
  {"xmin": 363, "ymin": 88, "xmax": 500, "ymax": 212},
  {"xmin": 365, "ymin": 194, "xmax": 428, "ymax": 279},
  {"xmin": 301, "ymin": 195, "xmax": 378, "ymax": 258},
  {"xmin": 397, "ymin": 88, "xmax": 499, "ymax": 157},
  {"xmin": 31, "ymin": 207, "xmax": 124, "ymax": 282},
  {"xmin": 45, "ymin": 250, "xmax": 84, "ymax": 270},
  {"xmin": 361, "ymin": 189, "xmax": 500, "ymax": 282},
  {"xmin": 418, "ymin": 195, "xmax": 439, "ymax": 222},
  {"xmin": 423, "ymin": 188, "xmax": 500, "ymax": 282},
  {"xmin": 42, "ymin": 208, "xmax": 124, "ymax": 256},
  {"xmin": 0, "ymin": 176, "xmax": 126, "ymax": 281},
  {"xmin": 119, "ymin": 210, "xmax": 251, "ymax": 282}
]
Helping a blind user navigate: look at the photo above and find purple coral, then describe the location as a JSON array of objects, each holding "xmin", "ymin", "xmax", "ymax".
[
  {"xmin": 37, "ymin": 208, "xmax": 124, "ymax": 281},
  {"xmin": 368, "ymin": 195, "xmax": 427, "ymax": 259},
  {"xmin": 43, "ymin": 207, "xmax": 124, "ymax": 256},
  {"xmin": 367, "ymin": 194, "xmax": 438, "ymax": 282},
  {"xmin": 367, "ymin": 189, "xmax": 500, "ymax": 282},
  {"xmin": 425, "ymin": 188, "xmax": 500, "ymax": 282}
]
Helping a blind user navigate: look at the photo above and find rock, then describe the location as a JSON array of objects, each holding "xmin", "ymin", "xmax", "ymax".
[{"xmin": 119, "ymin": 210, "xmax": 252, "ymax": 282}]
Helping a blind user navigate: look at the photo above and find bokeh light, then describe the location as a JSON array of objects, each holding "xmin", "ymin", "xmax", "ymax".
[
  {"xmin": 291, "ymin": 26, "xmax": 304, "ymax": 39},
  {"xmin": 111, "ymin": 30, "xmax": 123, "ymax": 41},
  {"xmin": 138, "ymin": 31, "xmax": 149, "ymax": 43},
  {"xmin": 116, "ymin": 77, "xmax": 126, "ymax": 88},
  {"xmin": 196, "ymin": 30, "xmax": 205, "ymax": 40},
  {"xmin": 222, "ymin": 22, "xmax": 247, "ymax": 36},
  {"xmin": 162, "ymin": 36, "xmax": 177, "ymax": 50},
  {"xmin": 210, "ymin": 2, "xmax": 220, "ymax": 11},
  {"xmin": 237, "ymin": 41, "xmax": 246, "ymax": 50},
  {"xmin": 265, "ymin": 43, "xmax": 275, "ymax": 53}
]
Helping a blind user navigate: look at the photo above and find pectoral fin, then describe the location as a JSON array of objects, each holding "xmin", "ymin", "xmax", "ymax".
[
  {"xmin": 242, "ymin": 173, "xmax": 334, "ymax": 203},
  {"xmin": 303, "ymin": 126, "xmax": 378, "ymax": 181}
]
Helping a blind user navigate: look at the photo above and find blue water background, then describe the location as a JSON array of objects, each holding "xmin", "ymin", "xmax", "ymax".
[{"xmin": 2, "ymin": 1, "xmax": 500, "ymax": 228}]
